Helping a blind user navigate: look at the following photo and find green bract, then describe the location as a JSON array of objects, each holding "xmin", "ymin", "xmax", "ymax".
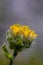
[{"xmin": 6, "ymin": 29, "xmax": 32, "ymax": 51}]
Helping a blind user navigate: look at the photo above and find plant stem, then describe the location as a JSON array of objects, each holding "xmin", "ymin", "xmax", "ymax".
[
  {"xmin": 9, "ymin": 59, "xmax": 13, "ymax": 65},
  {"xmin": 9, "ymin": 49, "xmax": 17, "ymax": 65},
  {"xmin": 13, "ymin": 49, "xmax": 17, "ymax": 58}
]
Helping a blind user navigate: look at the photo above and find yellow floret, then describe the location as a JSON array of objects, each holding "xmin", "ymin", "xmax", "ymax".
[
  {"xmin": 10, "ymin": 24, "xmax": 20, "ymax": 34},
  {"xmin": 10, "ymin": 24, "xmax": 38, "ymax": 39},
  {"xmin": 30, "ymin": 30, "xmax": 38, "ymax": 39},
  {"xmin": 24, "ymin": 29, "xmax": 31, "ymax": 37}
]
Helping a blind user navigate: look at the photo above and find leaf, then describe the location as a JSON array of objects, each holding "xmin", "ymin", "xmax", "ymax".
[{"xmin": 2, "ymin": 43, "xmax": 13, "ymax": 60}]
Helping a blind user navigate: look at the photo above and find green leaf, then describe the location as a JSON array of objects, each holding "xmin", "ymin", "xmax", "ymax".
[{"xmin": 2, "ymin": 43, "xmax": 13, "ymax": 60}]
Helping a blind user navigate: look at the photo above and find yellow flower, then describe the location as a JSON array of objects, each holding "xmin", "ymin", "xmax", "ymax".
[
  {"xmin": 10, "ymin": 24, "xmax": 20, "ymax": 34},
  {"xmin": 10, "ymin": 24, "xmax": 38, "ymax": 39},
  {"xmin": 19, "ymin": 25, "xmax": 30, "ymax": 36},
  {"xmin": 24, "ymin": 29, "xmax": 31, "ymax": 37},
  {"xmin": 30, "ymin": 30, "xmax": 38, "ymax": 39}
]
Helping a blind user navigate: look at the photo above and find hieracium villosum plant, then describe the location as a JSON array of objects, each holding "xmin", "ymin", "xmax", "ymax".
[{"xmin": 2, "ymin": 24, "xmax": 38, "ymax": 65}]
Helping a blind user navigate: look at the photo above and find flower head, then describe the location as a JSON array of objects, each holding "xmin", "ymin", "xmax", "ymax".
[
  {"xmin": 10, "ymin": 24, "xmax": 38, "ymax": 39},
  {"xmin": 2, "ymin": 24, "xmax": 38, "ymax": 65},
  {"xmin": 6, "ymin": 24, "xmax": 38, "ymax": 49}
]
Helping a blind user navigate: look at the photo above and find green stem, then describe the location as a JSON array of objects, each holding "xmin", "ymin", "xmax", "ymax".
[
  {"xmin": 9, "ymin": 49, "xmax": 17, "ymax": 65},
  {"xmin": 9, "ymin": 59, "xmax": 13, "ymax": 65},
  {"xmin": 13, "ymin": 49, "xmax": 17, "ymax": 58}
]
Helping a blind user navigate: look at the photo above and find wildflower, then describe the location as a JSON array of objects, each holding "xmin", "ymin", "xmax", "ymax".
[
  {"xmin": 10, "ymin": 24, "xmax": 38, "ymax": 39},
  {"xmin": 2, "ymin": 24, "xmax": 38, "ymax": 65}
]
